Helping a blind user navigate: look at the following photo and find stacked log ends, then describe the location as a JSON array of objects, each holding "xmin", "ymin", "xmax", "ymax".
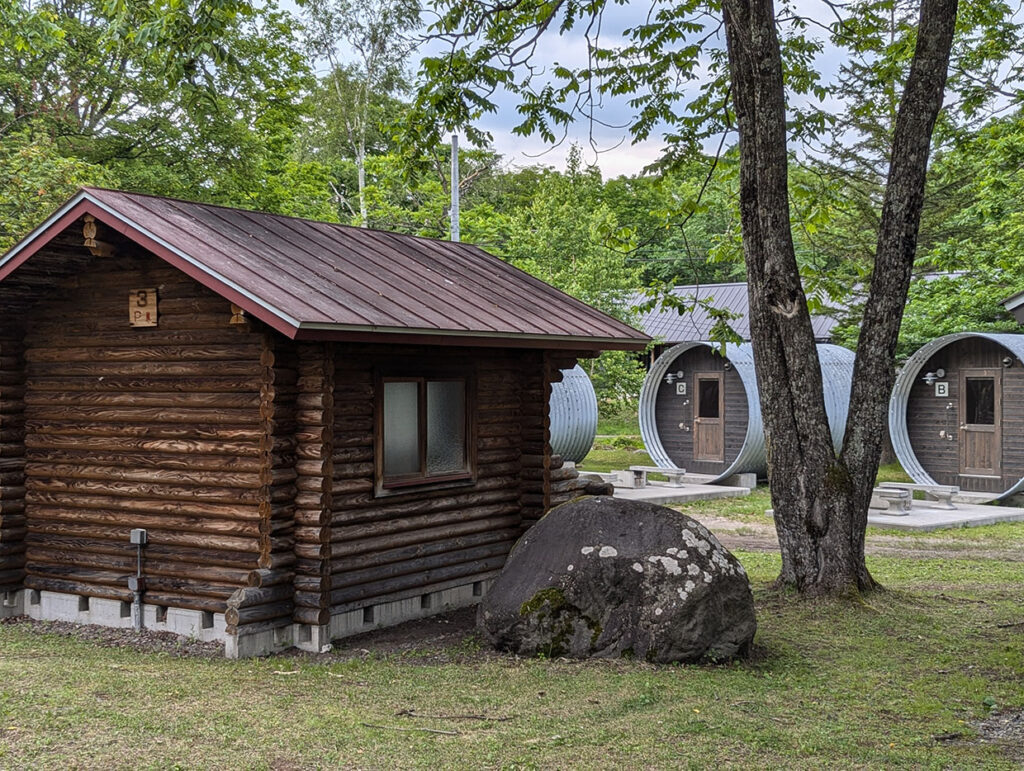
[
  {"xmin": 545, "ymin": 454, "xmax": 583, "ymax": 510},
  {"xmin": 246, "ymin": 334, "xmax": 298, "ymax": 632},
  {"xmin": 518, "ymin": 352, "xmax": 548, "ymax": 529},
  {"xmin": 0, "ymin": 325, "xmax": 26, "ymax": 594},
  {"xmin": 291, "ymin": 343, "xmax": 333, "ymax": 627},
  {"xmin": 224, "ymin": 583, "xmax": 294, "ymax": 635},
  {"xmin": 521, "ymin": 354, "xmax": 600, "ymax": 523}
]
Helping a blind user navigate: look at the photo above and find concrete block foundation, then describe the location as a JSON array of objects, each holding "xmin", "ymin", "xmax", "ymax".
[
  {"xmin": 22, "ymin": 589, "xmax": 228, "ymax": 642},
  {"xmin": 1, "ymin": 590, "xmax": 24, "ymax": 618},
  {"xmin": 7, "ymin": 580, "xmax": 493, "ymax": 658}
]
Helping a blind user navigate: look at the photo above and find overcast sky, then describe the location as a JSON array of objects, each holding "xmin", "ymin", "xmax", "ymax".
[
  {"xmin": 412, "ymin": 1, "xmax": 854, "ymax": 178},
  {"xmin": 423, "ymin": 2, "xmax": 681, "ymax": 178},
  {"xmin": 290, "ymin": 1, "xmax": 846, "ymax": 178}
]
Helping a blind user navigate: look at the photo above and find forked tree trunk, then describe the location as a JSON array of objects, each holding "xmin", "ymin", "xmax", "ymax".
[{"xmin": 721, "ymin": 0, "xmax": 958, "ymax": 594}]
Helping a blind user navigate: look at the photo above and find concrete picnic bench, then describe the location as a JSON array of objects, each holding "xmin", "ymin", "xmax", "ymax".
[
  {"xmin": 877, "ymin": 482, "xmax": 959, "ymax": 510},
  {"xmin": 869, "ymin": 487, "xmax": 912, "ymax": 515},
  {"xmin": 628, "ymin": 465, "xmax": 687, "ymax": 488}
]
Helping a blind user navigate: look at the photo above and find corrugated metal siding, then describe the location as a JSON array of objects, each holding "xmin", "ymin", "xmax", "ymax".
[
  {"xmin": 890, "ymin": 332, "xmax": 1024, "ymax": 500},
  {"xmin": 0, "ymin": 189, "xmax": 649, "ymax": 350},
  {"xmin": 634, "ymin": 283, "xmax": 839, "ymax": 343},
  {"xmin": 549, "ymin": 365, "xmax": 598, "ymax": 463},
  {"xmin": 639, "ymin": 342, "xmax": 854, "ymax": 482}
]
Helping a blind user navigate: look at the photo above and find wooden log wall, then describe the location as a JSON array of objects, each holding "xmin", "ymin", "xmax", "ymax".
[
  {"xmin": 546, "ymin": 454, "xmax": 587, "ymax": 510},
  {"xmin": 22, "ymin": 249, "xmax": 270, "ymax": 615},
  {"xmin": 319, "ymin": 346, "xmax": 540, "ymax": 618},
  {"xmin": 534, "ymin": 356, "xmax": 586, "ymax": 515},
  {"xmin": 15, "ymin": 236, "xmax": 595, "ymax": 637},
  {"xmin": 0, "ymin": 319, "xmax": 26, "ymax": 594},
  {"xmin": 518, "ymin": 358, "xmax": 548, "ymax": 529}
]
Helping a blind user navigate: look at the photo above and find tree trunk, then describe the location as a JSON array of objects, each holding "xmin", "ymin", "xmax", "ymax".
[
  {"xmin": 721, "ymin": 0, "xmax": 957, "ymax": 594},
  {"xmin": 840, "ymin": 0, "xmax": 959, "ymax": 561}
]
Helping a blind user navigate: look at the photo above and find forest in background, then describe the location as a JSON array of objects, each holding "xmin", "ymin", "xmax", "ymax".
[{"xmin": 3, "ymin": 0, "xmax": 1024, "ymax": 415}]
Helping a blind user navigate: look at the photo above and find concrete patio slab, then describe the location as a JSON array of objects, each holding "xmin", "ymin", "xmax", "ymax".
[
  {"xmin": 766, "ymin": 500, "xmax": 1024, "ymax": 531},
  {"xmin": 866, "ymin": 501, "xmax": 1024, "ymax": 531},
  {"xmin": 612, "ymin": 481, "xmax": 751, "ymax": 506}
]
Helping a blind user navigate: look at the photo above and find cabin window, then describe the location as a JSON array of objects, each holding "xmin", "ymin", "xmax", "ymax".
[
  {"xmin": 965, "ymin": 377, "xmax": 995, "ymax": 425},
  {"xmin": 697, "ymin": 379, "xmax": 721, "ymax": 419},
  {"xmin": 379, "ymin": 376, "xmax": 471, "ymax": 490}
]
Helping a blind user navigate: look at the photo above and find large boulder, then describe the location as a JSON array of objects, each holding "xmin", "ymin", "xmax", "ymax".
[{"xmin": 478, "ymin": 496, "xmax": 756, "ymax": 663}]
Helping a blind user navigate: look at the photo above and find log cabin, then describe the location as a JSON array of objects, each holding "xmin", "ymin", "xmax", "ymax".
[
  {"xmin": 0, "ymin": 188, "xmax": 649, "ymax": 657},
  {"xmin": 638, "ymin": 342, "xmax": 855, "ymax": 483},
  {"xmin": 889, "ymin": 332, "xmax": 1024, "ymax": 500}
]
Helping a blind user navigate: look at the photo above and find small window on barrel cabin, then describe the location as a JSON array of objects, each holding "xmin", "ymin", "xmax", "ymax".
[
  {"xmin": 698, "ymin": 378, "xmax": 720, "ymax": 419},
  {"xmin": 380, "ymin": 376, "xmax": 470, "ymax": 490},
  {"xmin": 965, "ymin": 377, "xmax": 995, "ymax": 425}
]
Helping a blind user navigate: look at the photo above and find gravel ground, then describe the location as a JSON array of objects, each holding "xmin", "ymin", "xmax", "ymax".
[
  {"xmin": 0, "ymin": 615, "xmax": 225, "ymax": 658},
  {"xmin": 0, "ymin": 607, "xmax": 489, "ymax": 664},
  {"xmin": 697, "ymin": 515, "xmax": 1024, "ymax": 562}
]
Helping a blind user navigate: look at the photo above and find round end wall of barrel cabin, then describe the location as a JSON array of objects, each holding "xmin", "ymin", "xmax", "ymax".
[
  {"xmin": 889, "ymin": 332, "xmax": 1024, "ymax": 500},
  {"xmin": 639, "ymin": 342, "xmax": 762, "ymax": 483},
  {"xmin": 640, "ymin": 342, "xmax": 856, "ymax": 484}
]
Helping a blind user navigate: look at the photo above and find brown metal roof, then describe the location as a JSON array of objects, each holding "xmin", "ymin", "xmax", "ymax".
[{"xmin": 0, "ymin": 188, "xmax": 649, "ymax": 350}]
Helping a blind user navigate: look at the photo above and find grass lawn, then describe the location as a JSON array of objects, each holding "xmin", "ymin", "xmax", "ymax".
[
  {"xmin": 1, "ymin": 547, "xmax": 1022, "ymax": 768},
  {"xmin": 1, "ymin": 427, "xmax": 1021, "ymax": 768},
  {"xmin": 593, "ymin": 411, "xmax": 641, "ymax": 438}
]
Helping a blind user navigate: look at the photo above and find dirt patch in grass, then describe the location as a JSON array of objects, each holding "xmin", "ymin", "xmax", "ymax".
[
  {"xmin": 284, "ymin": 605, "xmax": 491, "ymax": 665},
  {"xmin": 693, "ymin": 514, "xmax": 1024, "ymax": 562},
  {"xmin": 974, "ymin": 708, "xmax": 1024, "ymax": 762}
]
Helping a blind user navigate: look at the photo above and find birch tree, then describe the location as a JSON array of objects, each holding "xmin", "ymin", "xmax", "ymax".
[{"xmin": 301, "ymin": 0, "xmax": 419, "ymax": 226}]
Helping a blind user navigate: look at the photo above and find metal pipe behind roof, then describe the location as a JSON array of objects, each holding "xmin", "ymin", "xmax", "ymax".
[{"xmin": 450, "ymin": 135, "xmax": 460, "ymax": 243}]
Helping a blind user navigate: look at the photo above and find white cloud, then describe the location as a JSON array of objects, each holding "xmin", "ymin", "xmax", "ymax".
[{"xmin": 478, "ymin": 128, "xmax": 668, "ymax": 179}]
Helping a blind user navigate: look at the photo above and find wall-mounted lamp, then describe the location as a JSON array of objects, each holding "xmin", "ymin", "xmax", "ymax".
[
  {"xmin": 723, "ymin": 362, "xmax": 733, "ymax": 371},
  {"xmin": 664, "ymin": 370, "xmax": 685, "ymax": 385},
  {"xmin": 1003, "ymin": 356, "xmax": 1014, "ymax": 368},
  {"xmin": 922, "ymin": 367, "xmax": 945, "ymax": 386}
]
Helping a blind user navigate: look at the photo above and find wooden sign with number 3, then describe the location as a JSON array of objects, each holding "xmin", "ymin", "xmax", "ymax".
[{"xmin": 129, "ymin": 288, "xmax": 158, "ymax": 327}]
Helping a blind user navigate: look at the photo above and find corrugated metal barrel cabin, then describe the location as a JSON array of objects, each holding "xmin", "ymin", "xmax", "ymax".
[
  {"xmin": 548, "ymin": 364, "xmax": 598, "ymax": 464},
  {"xmin": 889, "ymin": 332, "xmax": 1024, "ymax": 500},
  {"xmin": 639, "ymin": 342, "xmax": 855, "ymax": 483},
  {"xmin": 0, "ymin": 188, "xmax": 649, "ymax": 657}
]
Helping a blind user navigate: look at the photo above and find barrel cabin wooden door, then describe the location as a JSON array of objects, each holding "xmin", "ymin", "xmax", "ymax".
[
  {"xmin": 693, "ymin": 373, "xmax": 724, "ymax": 463},
  {"xmin": 959, "ymin": 368, "xmax": 1001, "ymax": 477}
]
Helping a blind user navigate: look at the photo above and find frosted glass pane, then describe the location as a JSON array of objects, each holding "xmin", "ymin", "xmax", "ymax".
[
  {"xmin": 383, "ymin": 381, "xmax": 420, "ymax": 476},
  {"xmin": 427, "ymin": 380, "xmax": 466, "ymax": 474}
]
